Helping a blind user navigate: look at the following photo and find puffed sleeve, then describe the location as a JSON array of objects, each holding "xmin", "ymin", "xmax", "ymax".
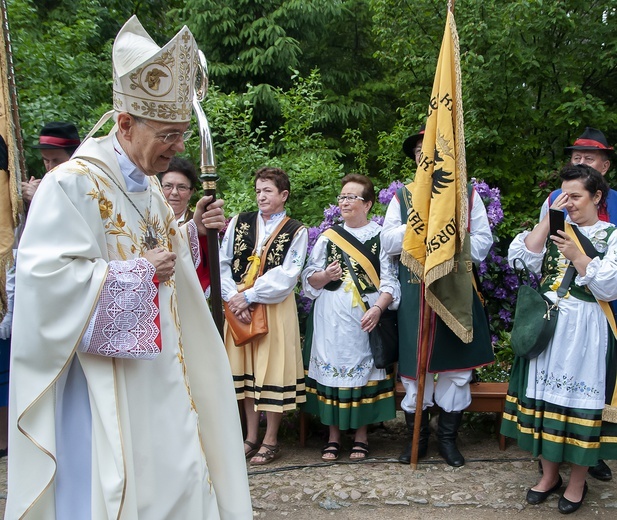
[
  {"xmin": 219, "ymin": 215, "xmax": 239, "ymax": 302},
  {"xmin": 378, "ymin": 240, "xmax": 400, "ymax": 310},
  {"xmin": 381, "ymin": 194, "xmax": 405, "ymax": 256},
  {"xmin": 244, "ymin": 227, "xmax": 308, "ymax": 304},
  {"xmin": 301, "ymin": 235, "xmax": 329, "ymax": 300},
  {"xmin": 469, "ymin": 190, "xmax": 493, "ymax": 263},
  {"xmin": 507, "ymin": 229, "xmax": 546, "ymax": 275},
  {"xmin": 576, "ymin": 229, "xmax": 617, "ymax": 301}
]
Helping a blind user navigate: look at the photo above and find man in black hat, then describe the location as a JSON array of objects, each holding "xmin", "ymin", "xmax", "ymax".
[
  {"xmin": 539, "ymin": 126, "xmax": 615, "ymax": 482},
  {"xmin": 22, "ymin": 122, "xmax": 81, "ymax": 203},
  {"xmin": 382, "ymin": 125, "xmax": 495, "ymax": 467}
]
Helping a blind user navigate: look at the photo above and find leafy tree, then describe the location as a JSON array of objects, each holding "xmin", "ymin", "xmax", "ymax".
[
  {"xmin": 192, "ymin": 70, "xmax": 345, "ymax": 226},
  {"xmin": 371, "ymin": 0, "xmax": 617, "ymax": 236},
  {"xmin": 8, "ymin": 0, "xmax": 182, "ymax": 176}
]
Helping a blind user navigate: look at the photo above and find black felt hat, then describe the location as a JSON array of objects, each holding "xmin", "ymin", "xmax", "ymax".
[
  {"xmin": 564, "ymin": 127, "xmax": 614, "ymax": 155},
  {"xmin": 32, "ymin": 122, "xmax": 81, "ymax": 149},
  {"xmin": 402, "ymin": 124, "xmax": 426, "ymax": 158}
]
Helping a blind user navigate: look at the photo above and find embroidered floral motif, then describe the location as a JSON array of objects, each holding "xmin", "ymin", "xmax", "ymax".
[
  {"xmin": 310, "ymin": 356, "xmax": 372, "ymax": 379},
  {"xmin": 232, "ymin": 222, "xmax": 251, "ymax": 274},
  {"xmin": 267, "ymin": 232, "xmax": 290, "ymax": 266},
  {"xmin": 537, "ymin": 369, "xmax": 601, "ymax": 398}
]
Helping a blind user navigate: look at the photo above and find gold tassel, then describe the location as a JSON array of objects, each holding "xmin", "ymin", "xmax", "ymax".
[{"xmin": 602, "ymin": 404, "xmax": 617, "ymax": 424}]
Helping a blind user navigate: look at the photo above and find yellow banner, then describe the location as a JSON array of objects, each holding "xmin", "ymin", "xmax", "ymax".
[
  {"xmin": 400, "ymin": 10, "xmax": 472, "ymax": 342},
  {"xmin": 0, "ymin": 2, "xmax": 23, "ymax": 317}
]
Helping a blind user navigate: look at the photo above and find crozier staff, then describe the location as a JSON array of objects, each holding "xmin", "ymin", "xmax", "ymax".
[{"xmin": 5, "ymin": 16, "xmax": 252, "ymax": 519}]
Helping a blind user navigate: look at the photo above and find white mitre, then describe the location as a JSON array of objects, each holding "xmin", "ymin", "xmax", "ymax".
[{"xmin": 112, "ymin": 15, "xmax": 198, "ymax": 123}]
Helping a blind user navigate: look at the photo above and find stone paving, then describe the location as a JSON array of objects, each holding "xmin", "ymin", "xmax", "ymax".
[{"xmin": 1, "ymin": 412, "xmax": 616, "ymax": 518}]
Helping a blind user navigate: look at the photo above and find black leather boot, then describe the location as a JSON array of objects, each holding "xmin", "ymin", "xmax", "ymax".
[
  {"xmin": 398, "ymin": 410, "xmax": 429, "ymax": 464},
  {"xmin": 437, "ymin": 411, "xmax": 465, "ymax": 467}
]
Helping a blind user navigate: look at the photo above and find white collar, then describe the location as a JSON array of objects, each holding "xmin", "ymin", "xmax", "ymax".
[{"xmin": 113, "ymin": 134, "xmax": 149, "ymax": 192}]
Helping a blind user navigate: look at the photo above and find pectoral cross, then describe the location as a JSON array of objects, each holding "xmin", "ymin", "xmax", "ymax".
[{"xmin": 144, "ymin": 225, "xmax": 159, "ymax": 250}]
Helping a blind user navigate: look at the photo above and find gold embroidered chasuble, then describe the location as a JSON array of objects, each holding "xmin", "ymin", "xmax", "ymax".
[{"xmin": 6, "ymin": 134, "xmax": 252, "ymax": 519}]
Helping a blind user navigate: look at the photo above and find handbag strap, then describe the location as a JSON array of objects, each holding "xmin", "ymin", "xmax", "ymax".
[
  {"xmin": 257, "ymin": 216, "xmax": 290, "ymax": 276},
  {"xmin": 512, "ymin": 256, "xmax": 573, "ymax": 299},
  {"xmin": 340, "ymin": 249, "xmax": 370, "ymax": 313}
]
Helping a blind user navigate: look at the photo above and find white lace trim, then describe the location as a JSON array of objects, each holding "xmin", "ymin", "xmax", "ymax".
[
  {"xmin": 79, "ymin": 258, "xmax": 161, "ymax": 359},
  {"xmin": 187, "ymin": 219, "xmax": 201, "ymax": 269}
]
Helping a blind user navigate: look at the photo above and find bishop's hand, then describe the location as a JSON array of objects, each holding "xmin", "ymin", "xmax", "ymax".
[{"xmin": 193, "ymin": 195, "xmax": 225, "ymax": 236}]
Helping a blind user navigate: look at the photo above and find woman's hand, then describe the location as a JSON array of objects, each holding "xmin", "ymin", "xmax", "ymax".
[
  {"xmin": 549, "ymin": 191, "xmax": 569, "ymax": 211},
  {"xmin": 551, "ymin": 230, "xmax": 583, "ymax": 262},
  {"xmin": 324, "ymin": 260, "xmax": 343, "ymax": 281},
  {"xmin": 361, "ymin": 305, "xmax": 382, "ymax": 333},
  {"xmin": 228, "ymin": 292, "xmax": 250, "ymax": 314}
]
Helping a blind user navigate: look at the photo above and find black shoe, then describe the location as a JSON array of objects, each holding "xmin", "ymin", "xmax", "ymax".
[
  {"xmin": 398, "ymin": 410, "xmax": 429, "ymax": 464},
  {"xmin": 437, "ymin": 411, "xmax": 465, "ymax": 467},
  {"xmin": 558, "ymin": 482, "xmax": 588, "ymax": 514},
  {"xmin": 526, "ymin": 475, "xmax": 563, "ymax": 505},
  {"xmin": 588, "ymin": 459, "xmax": 612, "ymax": 481}
]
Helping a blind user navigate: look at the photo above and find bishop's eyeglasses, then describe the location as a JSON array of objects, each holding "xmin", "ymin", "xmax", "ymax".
[{"xmin": 137, "ymin": 118, "xmax": 193, "ymax": 144}]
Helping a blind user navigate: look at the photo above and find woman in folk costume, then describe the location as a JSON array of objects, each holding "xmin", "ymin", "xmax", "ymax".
[
  {"xmin": 5, "ymin": 17, "xmax": 252, "ymax": 519},
  {"xmin": 504, "ymin": 164, "xmax": 617, "ymax": 514},
  {"xmin": 301, "ymin": 174, "xmax": 400, "ymax": 461},
  {"xmin": 221, "ymin": 167, "xmax": 308, "ymax": 465}
]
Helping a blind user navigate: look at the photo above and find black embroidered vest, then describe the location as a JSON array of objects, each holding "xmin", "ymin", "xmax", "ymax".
[
  {"xmin": 231, "ymin": 211, "xmax": 303, "ymax": 284},
  {"xmin": 324, "ymin": 233, "xmax": 380, "ymax": 293}
]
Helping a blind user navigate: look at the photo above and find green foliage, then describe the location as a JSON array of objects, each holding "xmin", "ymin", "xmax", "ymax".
[
  {"xmin": 192, "ymin": 70, "xmax": 344, "ymax": 226},
  {"xmin": 371, "ymin": 0, "xmax": 617, "ymax": 239},
  {"xmin": 8, "ymin": 0, "xmax": 183, "ymax": 177},
  {"xmin": 475, "ymin": 330, "xmax": 514, "ymax": 383}
]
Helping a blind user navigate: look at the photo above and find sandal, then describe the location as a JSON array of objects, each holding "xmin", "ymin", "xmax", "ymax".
[
  {"xmin": 250, "ymin": 443, "xmax": 281, "ymax": 465},
  {"xmin": 350, "ymin": 441, "xmax": 369, "ymax": 461},
  {"xmin": 244, "ymin": 440, "xmax": 259, "ymax": 460},
  {"xmin": 321, "ymin": 441, "xmax": 341, "ymax": 461}
]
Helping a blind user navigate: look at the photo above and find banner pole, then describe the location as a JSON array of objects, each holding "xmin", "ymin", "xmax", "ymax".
[{"xmin": 410, "ymin": 285, "xmax": 431, "ymax": 469}]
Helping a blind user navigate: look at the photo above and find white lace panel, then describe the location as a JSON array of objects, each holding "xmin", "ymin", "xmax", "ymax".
[
  {"xmin": 79, "ymin": 258, "xmax": 161, "ymax": 359},
  {"xmin": 187, "ymin": 219, "xmax": 201, "ymax": 269}
]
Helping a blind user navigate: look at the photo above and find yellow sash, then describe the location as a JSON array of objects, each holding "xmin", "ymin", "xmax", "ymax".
[
  {"xmin": 565, "ymin": 222, "xmax": 617, "ymax": 422},
  {"xmin": 322, "ymin": 227, "xmax": 380, "ymax": 289}
]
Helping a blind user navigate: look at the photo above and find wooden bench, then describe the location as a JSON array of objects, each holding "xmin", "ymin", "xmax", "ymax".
[{"xmin": 299, "ymin": 380, "xmax": 509, "ymax": 450}]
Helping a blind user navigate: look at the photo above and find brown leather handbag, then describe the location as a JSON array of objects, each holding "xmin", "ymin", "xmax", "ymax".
[{"xmin": 224, "ymin": 300, "xmax": 268, "ymax": 346}]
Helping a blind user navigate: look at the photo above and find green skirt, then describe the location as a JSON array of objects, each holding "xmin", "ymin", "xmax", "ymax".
[
  {"xmin": 302, "ymin": 369, "xmax": 396, "ymax": 430},
  {"xmin": 501, "ymin": 355, "xmax": 617, "ymax": 466}
]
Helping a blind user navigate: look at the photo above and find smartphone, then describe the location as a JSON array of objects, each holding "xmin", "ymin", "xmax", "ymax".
[{"xmin": 549, "ymin": 208, "xmax": 565, "ymax": 237}]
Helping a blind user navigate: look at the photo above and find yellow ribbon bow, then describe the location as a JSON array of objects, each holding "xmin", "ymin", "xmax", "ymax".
[{"xmin": 243, "ymin": 255, "xmax": 261, "ymax": 288}]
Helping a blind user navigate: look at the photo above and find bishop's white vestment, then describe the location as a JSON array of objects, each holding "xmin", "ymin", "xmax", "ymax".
[{"xmin": 5, "ymin": 134, "xmax": 252, "ymax": 519}]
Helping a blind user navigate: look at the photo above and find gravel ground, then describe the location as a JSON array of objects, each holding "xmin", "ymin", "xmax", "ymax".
[{"xmin": 1, "ymin": 411, "xmax": 616, "ymax": 519}]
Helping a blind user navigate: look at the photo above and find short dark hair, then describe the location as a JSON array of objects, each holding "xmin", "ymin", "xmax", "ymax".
[
  {"xmin": 254, "ymin": 167, "xmax": 291, "ymax": 196},
  {"xmin": 341, "ymin": 173, "xmax": 375, "ymax": 210},
  {"xmin": 560, "ymin": 163, "xmax": 609, "ymax": 206},
  {"xmin": 159, "ymin": 156, "xmax": 199, "ymax": 190}
]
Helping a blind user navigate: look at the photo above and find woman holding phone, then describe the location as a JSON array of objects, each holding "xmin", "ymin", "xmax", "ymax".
[{"xmin": 503, "ymin": 163, "xmax": 617, "ymax": 514}]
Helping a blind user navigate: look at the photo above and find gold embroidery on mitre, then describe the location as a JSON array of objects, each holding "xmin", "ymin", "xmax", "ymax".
[{"xmin": 112, "ymin": 17, "xmax": 197, "ymax": 122}]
